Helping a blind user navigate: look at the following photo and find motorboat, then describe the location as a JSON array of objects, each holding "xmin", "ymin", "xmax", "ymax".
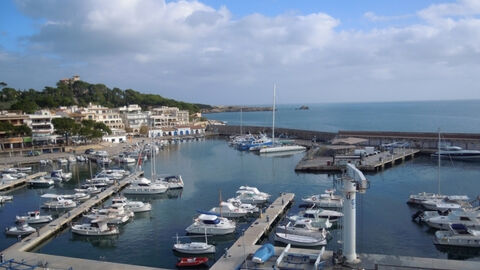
[
  {"xmin": 16, "ymin": 167, "xmax": 32, "ymax": 172},
  {"xmin": 226, "ymin": 198, "xmax": 259, "ymax": 213},
  {"xmin": 237, "ymin": 135, "xmax": 272, "ymax": 151},
  {"xmin": 421, "ymin": 198, "xmax": 468, "ymax": 212},
  {"xmin": 57, "ymin": 158, "xmax": 68, "ymax": 165},
  {"xmin": 237, "ymin": 186, "xmax": 270, "ymax": 199},
  {"xmin": 434, "ymin": 224, "xmax": 480, "ymax": 247},
  {"xmin": 0, "ymin": 195, "xmax": 13, "ymax": 203},
  {"xmin": 5, "ymin": 223, "xmax": 36, "ymax": 236},
  {"xmin": 67, "ymin": 156, "xmax": 76, "ymax": 163},
  {"xmin": 76, "ymin": 155, "xmax": 87, "ymax": 162},
  {"xmin": 84, "ymin": 204, "xmax": 133, "ymax": 224},
  {"xmin": 74, "ymin": 186, "xmax": 102, "ymax": 195},
  {"xmin": 425, "ymin": 208, "xmax": 480, "ymax": 230},
  {"xmin": 209, "ymin": 201, "xmax": 249, "ymax": 218},
  {"xmin": 97, "ymin": 157, "xmax": 111, "ymax": 165},
  {"xmin": 156, "ymin": 174, "xmax": 184, "ymax": 189},
  {"xmin": 95, "ymin": 169, "xmax": 127, "ymax": 180},
  {"xmin": 28, "ymin": 177, "xmax": 54, "ymax": 188},
  {"xmin": 289, "ymin": 208, "xmax": 343, "ymax": 224},
  {"xmin": 252, "ymin": 243, "xmax": 275, "ymax": 264},
  {"xmin": 432, "ymin": 146, "xmax": 480, "ymax": 161},
  {"xmin": 116, "ymin": 154, "xmax": 136, "ymax": 164},
  {"xmin": 302, "ymin": 189, "xmax": 343, "ymax": 208},
  {"xmin": 62, "ymin": 193, "xmax": 91, "ymax": 202},
  {"xmin": 176, "ymin": 257, "xmax": 208, "ymax": 267},
  {"xmin": 41, "ymin": 194, "xmax": 77, "ymax": 209},
  {"xmin": 1, "ymin": 174, "xmax": 18, "ymax": 181},
  {"xmin": 277, "ymin": 220, "xmax": 332, "ymax": 237},
  {"xmin": 12, "ymin": 172, "xmax": 27, "ymax": 179},
  {"xmin": 16, "ymin": 211, "xmax": 52, "ymax": 224},
  {"xmin": 50, "ymin": 169, "xmax": 72, "ymax": 182},
  {"xmin": 111, "ymin": 196, "xmax": 152, "ymax": 213},
  {"xmin": 186, "ymin": 214, "xmax": 236, "ymax": 235},
  {"xmin": 39, "ymin": 159, "xmax": 52, "ymax": 166},
  {"xmin": 274, "ymin": 231, "xmax": 327, "ymax": 247},
  {"xmin": 235, "ymin": 190, "xmax": 268, "ymax": 205},
  {"xmin": 71, "ymin": 219, "xmax": 119, "ymax": 236},
  {"xmin": 123, "ymin": 177, "xmax": 168, "ymax": 195},
  {"xmin": 2, "ymin": 168, "xmax": 17, "ymax": 174},
  {"xmin": 173, "ymin": 233, "xmax": 215, "ymax": 254},
  {"xmin": 407, "ymin": 192, "xmax": 469, "ymax": 206},
  {"xmin": 86, "ymin": 177, "xmax": 114, "ymax": 186}
]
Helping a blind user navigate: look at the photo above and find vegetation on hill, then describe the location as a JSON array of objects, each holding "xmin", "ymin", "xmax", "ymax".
[
  {"xmin": 52, "ymin": 118, "xmax": 112, "ymax": 143},
  {"xmin": 0, "ymin": 81, "xmax": 211, "ymax": 114}
]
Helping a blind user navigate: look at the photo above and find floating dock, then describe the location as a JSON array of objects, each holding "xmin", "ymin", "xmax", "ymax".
[{"xmin": 0, "ymin": 172, "xmax": 47, "ymax": 192}]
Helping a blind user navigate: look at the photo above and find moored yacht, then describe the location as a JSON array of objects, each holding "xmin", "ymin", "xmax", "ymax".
[
  {"xmin": 434, "ymin": 224, "xmax": 480, "ymax": 247},
  {"xmin": 5, "ymin": 223, "xmax": 36, "ymax": 236},
  {"xmin": 50, "ymin": 169, "xmax": 72, "ymax": 182},
  {"xmin": 277, "ymin": 220, "xmax": 330, "ymax": 237},
  {"xmin": 173, "ymin": 232, "xmax": 215, "ymax": 254},
  {"xmin": 235, "ymin": 190, "xmax": 268, "ymax": 204},
  {"xmin": 186, "ymin": 214, "xmax": 236, "ymax": 235},
  {"xmin": 302, "ymin": 189, "xmax": 343, "ymax": 208},
  {"xmin": 432, "ymin": 146, "xmax": 480, "ymax": 161},
  {"xmin": 41, "ymin": 194, "xmax": 77, "ymax": 209},
  {"xmin": 425, "ymin": 207, "xmax": 480, "ymax": 230},
  {"xmin": 111, "ymin": 196, "xmax": 152, "ymax": 213},
  {"xmin": 289, "ymin": 208, "xmax": 343, "ymax": 225},
  {"xmin": 71, "ymin": 219, "xmax": 119, "ymax": 236},
  {"xmin": 274, "ymin": 231, "xmax": 327, "ymax": 247},
  {"xmin": 16, "ymin": 211, "xmax": 53, "ymax": 224},
  {"xmin": 226, "ymin": 198, "xmax": 259, "ymax": 213},
  {"xmin": 124, "ymin": 177, "xmax": 168, "ymax": 195},
  {"xmin": 28, "ymin": 177, "xmax": 54, "ymax": 188},
  {"xmin": 209, "ymin": 201, "xmax": 249, "ymax": 218},
  {"xmin": 156, "ymin": 174, "xmax": 184, "ymax": 189},
  {"xmin": 84, "ymin": 204, "xmax": 133, "ymax": 224}
]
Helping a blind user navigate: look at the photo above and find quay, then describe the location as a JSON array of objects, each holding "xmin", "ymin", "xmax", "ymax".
[
  {"xmin": 0, "ymin": 172, "xmax": 47, "ymax": 192},
  {"xmin": 211, "ymin": 193, "xmax": 295, "ymax": 270}
]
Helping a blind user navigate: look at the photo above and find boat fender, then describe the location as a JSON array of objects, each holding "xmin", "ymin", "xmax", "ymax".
[{"xmin": 311, "ymin": 197, "xmax": 316, "ymax": 201}]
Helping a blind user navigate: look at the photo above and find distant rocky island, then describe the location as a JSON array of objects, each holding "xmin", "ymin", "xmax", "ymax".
[
  {"xmin": 202, "ymin": 106, "xmax": 272, "ymax": 114},
  {"xmin": 296, "ymin": 105, "xmax": 309, "ymax": 110}
]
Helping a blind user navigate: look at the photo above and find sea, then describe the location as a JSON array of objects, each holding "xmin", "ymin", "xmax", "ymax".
[{"xmin": 1, "ymin": 100, "xmax": 480, "ymax": 268}]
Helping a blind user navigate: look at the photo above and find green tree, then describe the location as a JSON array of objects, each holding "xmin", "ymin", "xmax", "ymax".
[{"xmin": 52, "ymin": 118, "xmax": 80, "ymax": 145}]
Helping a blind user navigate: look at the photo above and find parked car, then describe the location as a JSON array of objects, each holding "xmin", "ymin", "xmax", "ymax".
[{"xmin": 84, "ymin": 148, "xmax": 96, "ymax": 155}]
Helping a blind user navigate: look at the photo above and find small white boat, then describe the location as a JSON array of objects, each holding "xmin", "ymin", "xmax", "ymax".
[
  {"xmin": 289, "ymin": 208, "xmax": 343, "ymax": 225},
  {"xmin": 186, "ymin": 214, "xmax": 236, "ymax": 235},
  {"xmin": 41, "ymin": 194, "xmax": 77, "ymax": 209},
  {"xmin": 5, "ymin": 223, "xmax": 36, "ymax": 236},
  {"xmin": 62, "ymin": 193, "xmax": 91, "ymax": 202},
  {"xmin": 71, "ymin": 219, "xmax": 119, "ymax": 236},
  {"xmin": 277, "ymin": 220, "xmax": 331, "ymax": 236},
  {"xmin": 209, "ymin": 201, "xmax": 249, "ymax": 218},
  {"xmin": 425, "ymin": 208, "xmax": 480, "ymax": 230},
  {"xmin": 84, "ymin": 204, "xmax": 133, "ymax": 224},
  {"xmin": 97, "ymin": 157, "xmax": 111, "ymax": 165},
  {"xmin": 156, "ymin": 174, "xmax": 184, "ymax": 189},
  {"xmin": 1, "ymin": 174, "xmax": 18, "ymax": 181},
  {"xmin": 28, "ymin": 177, "xmax": 54, "ymax": 188},
  {"xmin": 57, "ymin": 158, "xmax": 68, "ymax": 165},
  {"xmin": 226, "ymin": 198, "xmax": 259, "ymax": 213},
  {"xmin": 124, "ymin": 177, "xmax": 168, "ymax": 195},
  {"xmin": 2, "ymin": 168, "xmax": 18, "ymax": 174},
  {"xmin": 274, "ymin": 231, "xmax": 327, "ymax": 247},
  {"xmin": 116, "ymin": 154, "xmax": 136, "ymax": 164},
  {"xmin": 39, "ymin": 159, "xmax": 52, "ymax": 166},
  {"xmin": 0, "ymin": 195, "xmax": 13, "ymax": 203},
  {"xmin": 235, "ymin": 190, "xmax": 268, "ymax": 205},
  {"xmin": 86, "ymin": 177, "xmax": 114, "ymax": 185},
  {"xmin": 302, "ymin": 189, "xmax": 343, "ymax": 208},
  {"xmin": 16, "ymin": 211, "xmax": 52, "ymax": 224},
  {"xmin": 76, "ymin": 155, "xmax": 87, "ymax": 162},
  {"xmin": 67, "ymin": 156, "xmax": 76, "ymax": 163},
  {"xmin": 95, "ymin": 169, "xmax": 127, "ymax": 180},
  {"xmin": 16, "ymin": 167, "xmax": 32, "ymax": 172},
  {"xmin": 173, "ymin": 231, "xmax": 215, "ymax": 254},
  {"xmin": 421, "ymin": 198, "xmax": 466, "ymax": 211},
  {"xmin": 434, "ymin": 224, "xmax": 480, "ymax": 247},
  {"xmin": 111, "ymin": 196, "xmax": 152, "ymax": 213},
  {"xmin": 237, "ymin": 186, "xmax": 270, "ymax": 198},
  {"xmin": 50, "ymin": 169, "xmax": 72, "ymax": 182},
  {"xmin": 74, "ymin": 186, "xmax": 102, "ymax": 195}
]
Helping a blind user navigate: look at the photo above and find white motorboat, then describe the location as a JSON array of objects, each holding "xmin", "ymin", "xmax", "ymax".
[
  {"xmin": 274, "ymin": 231, "xmax": 327, "ymax": 247},
  {"xmin": 432, "ymin": 146, "xmax": 480, "ymax": 161},
  {"xmin": 50, "ymin": 169, "xmax": 72, "ymax": 182},
  {"xmin": 277, "ymin": 220, "xmax": 331, "ymax": 237},
  {"xmin": 226, "ymin": 198, "xmax": 259, "ymax": 213},
  {"xmin": 84, "ymin": 204, "xmax": 133, "ymax": 224},
  {"xmin": 173, "ymin": 232, "xmax": 215, "ymax": 254},
  {"xmin": 0, "ymin": 195, "xmax": 13, "ymax": 203},
  {"xmin": 41, "ymin": 194, "xmax": 77, "ymax": 209},
  {"xmin": 1, "ymin": 174, "xmax": 18, "ymax": 181},
  {"xmin": 67, "ymin": 156, "xmax": 76, "ymax": 163},
  {"xmin": 124, "ymin": 177, "xmax": 168, "ymax": 195},
  {"xmin": 434, "ymin": 224, "xmax": 480, "ymax": 247},
  {"xmin": 95, "ymin": 169, "xmax": 127, "ymax": 180},
  {"xmin": 76, "ymin": 155, "xmax": 87, "ymax": 162},
  {"xmin": 5, "ymin": 223, "xmax": 36, "ymax": 236},
  {"xmin": 237, "ymin": 186, "xmax": 270, "ymax": 199},
  {"xmin": 425, "ymin": 208, "xmax": 480, "ymax": 230},
  {"xmin": 16, "ymin": 211, "xmax": 53, "ymax": 224},
  {"xmin": 71, "ymin": 219, "xmax": 119, "ymax": 236},
  {"xmin": 289, "ymin": 208, "xmax": 343, "ymax": 225},
  {"xmin": 57, "ymin": 158, "xmax": 68, "ymax": 165},
  {"xmin": 421, "ymin": 198, "xmax": 467, "ymax": 212},
  {"xmin": 302, "ymin": 189, "xmax": 343, "ymax": 208},
  {"xmin": 12, "ymin": 172, "xmax": 27, "ymax": 179},
  {"xmin": 111, "ymin": 196, "xmax": 152, "ymax": 213},
  {"xmin": 186, "ymin": 214, "xmax": 236, "ymax": 235},
  {"xmin": 62, "ymin": 193, "xmax": 91, "ymax": 202},
  {"xmin": 86, "ymin": 177, "xmax": 114, "ymax": 185},
  {"xmin": 156, "ymin": 174, "xmax": 184, "ymax": 189},
  {"xmin": 116, "ymin": 154, "xmax": 136, "ymax": 164},
  {"xmin": 97, "ymin": 157, "xmax": 111, "ymax": 165},
  {"xmin": 2, "ymin": 168, "xmax": 17, "ymax": 174},
  {"xmin": 28, "ymin": 177, "xmax": 54, "ymax": 188},
  {"xmin": 16, "ymin": 167, "xmax": 32, "ymax": 172},
  {"xmin": 39, "ymin": 159, "xmax": 52, "ymax": 166},
  {"xmin": 209, "ymin": 201, "xmax": 249, "ymax": 218},
  {"xmin": 408, "ymin": 192, "xmax": 469, "ymax": 205},
  {"xmin": 74, "ymin": 186, "xmax": 102, "ymax": 195},
  {"xmin": 235, "ymin": 190, "xmax": 268, "ymax": 205}
]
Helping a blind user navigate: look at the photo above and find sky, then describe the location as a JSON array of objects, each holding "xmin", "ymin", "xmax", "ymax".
[{"xmin": 1, "ymin": 0, "xmax": 480, "ymax": 105}]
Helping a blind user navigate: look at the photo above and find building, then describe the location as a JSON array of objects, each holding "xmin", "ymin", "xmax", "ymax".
[
  {"xmin": 84, "ymin": 103, "xmax": 125, "ymax": 131},
  {"xmin": 26, "ymin": 110, "xmax": 61, "ymax": 145},
  {"xmin": 0, "ymin": 111, "xmax": 29, "ymax": 149},
  {"xmin": 149, "ymin": 106, "xmax": 189, "ymax": 129},
  {"xmin": 148, "ymin": 125, "xmax": 205, "ymax": 138},
  {"xmin": 59, "ymin": 75, "xmax": 80, "ymax": 85},
  {"xmin": 118, "ymin": 104, "xmax": 149, "ymax": 134}
]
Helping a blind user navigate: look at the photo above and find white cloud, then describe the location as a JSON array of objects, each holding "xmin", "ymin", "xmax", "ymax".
[{"xmin": 3, "ymin": 0, "xmax": 480, "ymax": 104}]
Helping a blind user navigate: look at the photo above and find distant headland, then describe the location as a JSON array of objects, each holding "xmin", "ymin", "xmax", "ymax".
[{"xmin": 202, "ymin": 106, "xmax": 272, "ymax": 114}]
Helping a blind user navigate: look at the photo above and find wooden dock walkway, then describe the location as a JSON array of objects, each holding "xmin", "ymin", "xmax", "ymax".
[
  {"xmin": 210, "ymin": 193, "xmax": 295, "ymax": 270},
  {"xmin": 0, "ymin": 172, "xmax": 47, "ymax": 192}
]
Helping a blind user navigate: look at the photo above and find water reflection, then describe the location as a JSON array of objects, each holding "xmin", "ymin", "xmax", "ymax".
[{"xmin": 70, "ymin": 233, "xmax": 119, "ymax": 249}]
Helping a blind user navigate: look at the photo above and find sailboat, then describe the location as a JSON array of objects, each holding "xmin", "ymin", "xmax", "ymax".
[
  {"xmin": 259, "ymin": 84, "xmax": 306, "ymax": 154},
  {"xmin": 407, "ymin": 130, "xmax": 469, "ymax": 208}
]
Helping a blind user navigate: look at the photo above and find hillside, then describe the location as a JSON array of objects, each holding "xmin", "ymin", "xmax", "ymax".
[{"xmin": 0, "ymin": 80, "xmax": 212, "ymax": 114}]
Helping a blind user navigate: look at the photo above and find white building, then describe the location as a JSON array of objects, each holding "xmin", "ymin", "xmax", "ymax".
[
  {"xmin": 26, "ymin": 110, "xmax": 61, "ymax": 145},
  {"xmin": 149, "ymin": 106, "xmax": 189, "ymax": 128},
  {"xmin": 118, "ymin": 104, "xmax": 149, "ymax": 133},
  {"xmin": 148, "ymin": 125, "xmax": 205, "ymax": 138}
]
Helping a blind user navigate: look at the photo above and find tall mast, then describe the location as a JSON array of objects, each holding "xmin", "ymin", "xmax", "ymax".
[
  {"xmin": 272, "ymin": 83, "xmax": 276, "ymax": 145},
  {"xmin": 240, "ymin": 107, "xmax": 243, "ymax": 136},
  {"xmin": 437, "ymin": 128, "xmax": 441, "ymax": 195}
]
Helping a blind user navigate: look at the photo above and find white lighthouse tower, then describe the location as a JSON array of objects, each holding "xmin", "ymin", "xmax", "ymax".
[{"xmin": 341, "ymin": 163, "xmax": 369, "ymax": 264}]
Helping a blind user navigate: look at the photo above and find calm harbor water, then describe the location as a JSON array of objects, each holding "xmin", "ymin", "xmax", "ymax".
[
  {"xmin": 205, "ymin": 100, "xmax": 480, "ymax": 133},
  {"xmin": 2, "ymin": 138, "xmax": 480, "ymax": 268}
]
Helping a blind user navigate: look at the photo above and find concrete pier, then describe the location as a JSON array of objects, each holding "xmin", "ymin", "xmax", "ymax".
[
  {"xmin": 0, "ymin": 172, "xmax": 47, "ymax": 192},
  {"xmin": 210, "ymin": 193, "xmax": 295, "ymax": 270}
]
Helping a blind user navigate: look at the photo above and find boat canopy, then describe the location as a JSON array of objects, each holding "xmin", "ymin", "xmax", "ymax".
[{"xmin": 199, "ymin": 214, "xmax": 220, "ymax": 224}]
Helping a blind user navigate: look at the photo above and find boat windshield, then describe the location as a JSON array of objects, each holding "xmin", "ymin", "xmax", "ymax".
[{"xmin": 202, "ymin": 219, "xmax": 220, "ymax": 225}]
